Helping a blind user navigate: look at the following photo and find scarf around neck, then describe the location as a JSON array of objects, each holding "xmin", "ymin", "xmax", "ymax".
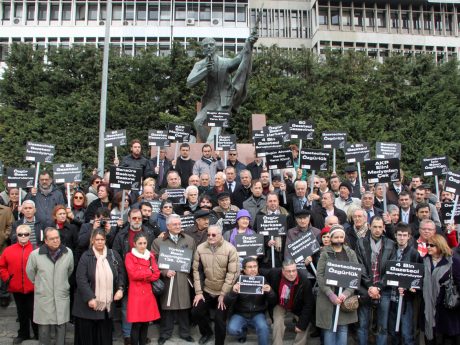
[
  {"xmin": 131, "ymin": 247, "xmax": 151, "ymax": 260},
  {"xmin": 93, "ymin": 246, "xmax": 114, "ymax": 312}
]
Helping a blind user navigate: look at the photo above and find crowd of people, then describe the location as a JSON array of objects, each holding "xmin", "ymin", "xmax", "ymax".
[{"xmin": 0, "ymin": 138, "xmax": 458, "ymax": 345}]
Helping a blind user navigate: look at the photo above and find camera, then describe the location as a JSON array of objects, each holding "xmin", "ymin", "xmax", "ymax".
[{"xmin": 99, "ymin": 219, "xmax": 107, "ymax": 228}]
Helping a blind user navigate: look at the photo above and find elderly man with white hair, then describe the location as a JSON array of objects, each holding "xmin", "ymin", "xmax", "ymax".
[
  {"xmin": 175, "ymin": 185, "xmax": 200, "ymax": 215},
  {"xmin": 12, "ymin": 200, "xmax": 52, "ymax": 247}
]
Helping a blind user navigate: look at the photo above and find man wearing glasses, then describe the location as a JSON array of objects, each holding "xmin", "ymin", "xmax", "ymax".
[
  {"xmin": 191, "ymin": 224, "xmax": 239, "ymax": 345},
  {"xmin": 226, "ymin": 151, "xmax": 246, "ymax": 183}
]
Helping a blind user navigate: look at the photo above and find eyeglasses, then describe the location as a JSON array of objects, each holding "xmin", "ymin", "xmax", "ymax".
[
  {"xmin": 229, "ymin": 153, "xmax": 237, "ymax": 156},
  {"xmin": 207, "ymin": 233, "xmax": 218, "ymax": 238},
  {"xmin": 426, "ymin": 243, "xmax": 437, "ymax": 248},
  {"xmin": 74, "ymin": 196, "xmax": 84, "ymax": 200},
  {"xmin": 17, "ymin": 233, "xmax": 30, "ymax": 237},
  {"xmin": 94, "ymin": 180, "xmax": 102, "ymax": 184},
  {"xmin": 130, "ymin": 217, "xmax": 142, "ymax": 221}
]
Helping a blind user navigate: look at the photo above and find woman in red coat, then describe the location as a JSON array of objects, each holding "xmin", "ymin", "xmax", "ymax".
[
  {"xmin": 125, "ymin": 232, "xmax": 161, "ymax": 345},
  {"xmin": 0, "ymin": 224, "xmax": 38, "ymax": 343}
]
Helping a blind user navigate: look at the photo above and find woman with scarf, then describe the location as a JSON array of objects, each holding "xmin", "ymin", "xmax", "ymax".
[
  {"xmin": 66, "ymin": 190, "xmax": 87, "ymax": 230},
  {"xmin": 224, "ymin": 209, "xmax": 255, "ymax": 246},
  {"xmin": 73, "ymin": 229, "xmax": 125, "ymax": 345},
  {"xmin": 53, "ymin": 205, "xmax": 78, "ymax": 252},
  {"xmin": 85, "ymin": 183, "xmax": 113, "ymax": 223},
  {"xmin": 423, "ymin": 234, "xmax": 460, "ymax": 344},
  {"xmin": 316, "ymin": 224, "xmax": 359, "ymax": 345},
  {"xmin": 5, "ymin": 187, "xmax": 20, "ymax": 220},
  {"xmin": 125, "ymin": 232, "xmax": 161, "ymax": 345},
  {"xmin": 152, "ymin": 199, "xmax": 174, "ymax": 232}
]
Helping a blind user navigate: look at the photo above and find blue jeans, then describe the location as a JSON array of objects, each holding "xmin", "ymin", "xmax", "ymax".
[
  {"xmin": 121, "ymin": 294, "xmax": 132, "ymax": 338},
  {"xmin": 388, "ymin": 298, "xmax": 415, "ymax": 345},
  {"xmin": 357, "ymin": 290, "xmax": 391, "ymax": 345},
  {"xmin": 227, "ymin": 313, "xmax": 269, "ymax": 345},
  {"xmin": 322, "ymin": 325, "xmax": 348, "ymax": 345}
]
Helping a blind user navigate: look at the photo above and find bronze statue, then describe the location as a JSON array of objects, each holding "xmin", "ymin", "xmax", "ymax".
[{"xmin": 187, "ymin": 13, "xmax": 261, "ymax": 143}]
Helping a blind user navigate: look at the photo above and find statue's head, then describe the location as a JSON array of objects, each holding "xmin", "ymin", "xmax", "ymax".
[{"xmin": 201, "ymin": 37, "xmax": 217, "ymax": 56}]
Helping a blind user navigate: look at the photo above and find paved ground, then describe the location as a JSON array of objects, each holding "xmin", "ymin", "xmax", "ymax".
[{"xmin": 0, "ymin": 300, "xmax": 329, "ymax": 345}]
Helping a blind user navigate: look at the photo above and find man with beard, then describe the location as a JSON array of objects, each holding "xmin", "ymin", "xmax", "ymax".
[
  {"xmin": 139, "ymin": 202, "xmax": 161, "ymax": 238},
  {"xmin": 193, "ymin": 144, "xmax": 224, "ymax": 186},
  {"xmin": 115, "ymin": 139, "xmax": 149, "ymax": 175},
  {"xmin": 27, "ymin": 171, "xmax": 65, "ymax": 224},
  {"xmin": 172, "ymin": 143, "xmax": 195, "ymax": 188}
]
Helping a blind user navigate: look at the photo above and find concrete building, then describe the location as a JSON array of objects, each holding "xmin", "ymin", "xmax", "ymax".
[{"xmin": 0, "ymin": 0, "xmax": 458, "ymax": 66}]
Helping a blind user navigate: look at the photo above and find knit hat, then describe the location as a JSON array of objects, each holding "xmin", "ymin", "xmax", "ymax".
[
  {"xmin": 321, "ymin": 226, "xmax": 331, "ymax": 237},
  {"xmin": 339, "ymin": 181, "xmax": 353, "ymax": 194},
  {"xmin": 329, "ymin": 224, "xmax": 346, "ymax": 238},
  {"xmin": 236, "ymin": 209, "xmax": 252, "ymax": 222}
]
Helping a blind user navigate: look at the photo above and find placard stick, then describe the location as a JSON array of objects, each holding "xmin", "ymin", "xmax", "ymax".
[
  {"xmin": 382, "ymin": 183, "xmax": 388, "ymax": 213},
  {"xmin": 333, "ymin": 286, "xmax": 343, "ymax": 332},
  {"xmin": 120, "ymin": 189, "xmax": 126, "ymax": 220},
  {"xmin": 332, "ymin": 148, "xmax": 337, "ymax": 173},
  {"xmin": 309, "ymin": 262, "xmax": 317, "ymax": 276},
  {"xmin": 18, "ymin": 188, "xmax": 22, "ymax": 221},
  {"xmin": 224, "ymin": 151, "xmax": 228, "ymax": 169},
  {"xmin": 298, "ymin": 139, "xmax": 303, "ymax": 167},
  {"xmin": 309, "ymin": 170, "xmax": 316, "ymax": 197},
  {"xmin": 114, "ymin": 146, "xmax": 118, "ymax": 161},
  {"xmin": 156, "ymin": 147, "xmax": 161, "ymax": 167},
  {"xmin": 174, "ymin": 142, "xmax": 179, "ymax": 161},
  {"xmin": 282, "ymin": 190, "xmax": 287, "ymax": 205},
  {"xmin": 270, "ymin": 236, "xmax": 275, "ymax": 268},
  {"xmin": 435, "ymin": 175, "xmax": 440, "ymax": 201},
  {"xmin": 450, "ymin": 195, "xmax": 459, "ymax": 224},
  {"xmin": 33, "ymin": 162, "xmax": 40, "ymax": 188},
  {"xmin": 395, "ymin": 295, "xmax": 403, "ymax": 332},
  {"xmin": 167, "ymin": 275, "xmax": 174, "ymax": 307},
  {"xmin": 66, "ymin": 183, "xmax": 71, "ymax": 209},
  {"xmin": 357, "ymin": 162, "xmax": 363, "ymax": 191}
]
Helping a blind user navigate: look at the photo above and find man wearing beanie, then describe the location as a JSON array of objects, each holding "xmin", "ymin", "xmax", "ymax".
[{"xmin": 334, "ymin": 181, "xmax": 361, "ymax": 214}]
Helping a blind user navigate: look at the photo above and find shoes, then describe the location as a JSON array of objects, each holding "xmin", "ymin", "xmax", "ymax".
[
  {"xmin": 124, "ymin": 337, "xmax": 131, "ymax": 345},
  {"xmin": 180, "ymin": 336, "xmax": 194, "ymax": 342},
  {"xmin": 198, "ymin": 333, "xmax": 213, "ymax": 345},
  {"xmin": 238, "ymin": 336, "xmax": 247, "ymax": 343},
  {"xmin": 13, "ymin": 337, "xmax": 24, "ymax": 345},
  {"xmin": 158, "ymin": 337, "xmax": 168, "ymax": 345}
]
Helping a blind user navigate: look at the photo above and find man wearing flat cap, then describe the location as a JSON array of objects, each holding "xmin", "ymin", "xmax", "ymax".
[
  {"xmin": 184, "ymin": 209, "xmax": 211, "ymax": 246},
  {"xmin": 344, "ymin": 165, "xmax": 366, "ymax": 198},
  {"xmin": 334, "ymin": 181, "xmax": 361, "ymax": 214},
  {"xmin": 213, "ymin": 192, "xmax": 240, "ymax": 219}
]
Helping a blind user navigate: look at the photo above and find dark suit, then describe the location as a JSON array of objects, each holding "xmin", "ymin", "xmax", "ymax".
[
  {"xmin": 310, "ymin": 206, "xmax": 347, "ymax": 230},
  {"xmin": 145, "ymin": 158, "xmax": 172, "ymax": 191}
]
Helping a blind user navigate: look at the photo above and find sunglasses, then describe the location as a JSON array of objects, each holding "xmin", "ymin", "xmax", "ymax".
[
  {"xmin": 130, "ymin": 217, "xmax": 142, "ymax": 221},
  {"xmin": 17, "ymin": 233, "xmax": 30, "ymax": 237},
  {"xmin": 229, "ymin": 153, "xmax": 237, "ymax": 156},
  {"xmin": 426, "ymin": 243, "xmax": 437, "ymax": 248},
  {"xmin": 207, "ymin": 233, "xmax": 218, "ymax": 238},
  {"xmin": 74, "ymin": 196, "xmax": 84, "ymax": 200},
  {"xmin": 94, "ymin": 180, "xmax": 102, "ymax": 184}
]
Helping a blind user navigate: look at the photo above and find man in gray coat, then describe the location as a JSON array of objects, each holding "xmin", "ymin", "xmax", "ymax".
[
  {"xmin": 152, "ymin": 214, "xmax": 196, "ymax": 345},
  {"xmin": 26, "ymin": 227, "xmax": 74, "ymax": 345}
]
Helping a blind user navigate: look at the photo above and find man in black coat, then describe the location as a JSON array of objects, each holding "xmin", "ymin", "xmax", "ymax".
[
  {"xmin": 263, "ymin": 259, "xmax": 314, "ymax": 345},
  {"xmin": 310, "ymin": 191, "xmax": 347, "ymax": 230},
  {"xmin": 171, "ymin": 143, "xmax": 195, "ymax": 188},
  {"xmin": 115, "ymin": 139, "xmax": 149, "ymax": 176}
]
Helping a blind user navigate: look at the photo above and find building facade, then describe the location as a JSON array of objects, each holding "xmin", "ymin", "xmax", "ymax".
[{"xmin": 0, "ymin": 0, "xmax": 459, "ymax": 66}]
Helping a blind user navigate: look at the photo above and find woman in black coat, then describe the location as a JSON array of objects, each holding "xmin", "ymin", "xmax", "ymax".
[
  {"xmin": 73, "ymin": 229, "xmax": 126, "ymax": 345},
  {"xmin": 423, "ymin": 234, "xmax": 460, "ymax": 345}
]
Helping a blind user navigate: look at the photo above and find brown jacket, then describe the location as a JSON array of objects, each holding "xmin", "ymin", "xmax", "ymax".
[
  {"xmin": 0, "ymin": 206, "xmax": 13, "ymax": 254},
  {"xmin": 152, "ymin": 231, "xmax": 196, "ymax": 310},
  {"xmin": 193, "ymin": 237, "xmax": 239, "ymax": 296}
]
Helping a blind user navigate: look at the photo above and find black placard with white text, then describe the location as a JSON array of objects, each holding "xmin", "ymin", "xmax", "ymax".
[
  {"xmin": 53, "ymin": 163, "xmax": 83, "ymax": 184},
  {"xmin": 444, "ymin": 171, "xmax": 460, "ymax": 196},
  {"xmin": 235, "ymin": 234, "xmax": 265, "ymax": 257},
  {"xmin": 254, "ymin": 136, "xmax": 284, "ymax": 157},
  {"xmin": 376, "ymin": 142, "xmax": 401, "ymax": 159},
  {"xmin": 157, "ymin": 245, "xmax": 193, "ymax": 273},
  {"xmin": 300, "ymin": 149, "xmax": 329, "ymax": 171},
  {"xmin": 180, "ymin": 214, "xmax": 196, "ymax": 230},
  {"xmin": 206, "ymin": 111, "xmax": 231, "ymax": 128},
  {"xmin": 422, "ymin": 156, "xmax": 450, "ymax": 177},
  {"xmin": 265, "ymin": 149, "xmax": 293, "ymax": 170},
  {"xmin": 287, "ymin": 232, "xmax": 321, "ymax": 265},
  {"xmin": 216, "ymin": 135, "xmax": 237, "ymax": 151},
  {"xmin": 104, "ymin": 130, "xmax": 127, "ymax": 148},
  {"xmin": 165, "ymin": 189, "xmax": 186, "ymax": 204},
  {"xmin": 263, "ymin": 124, "xmax": 291, "ymax": 143},
  {"xmin": 7, "ymin": 168, "xmax": 35, "ymax": 188},
  {"xmin": 148, "ymin": 130, "xmax": 170, "ymax": 147},
  {"xmin": 109, "ymin": 166, "xmax": 142, "ymax": 190},
  {"xmin": 289, "ymin": 120, "xmax": 315, "ymax": 140},
  {"xmin": 344, "ymin": 143, "xmax": 370, "ymax": 163},
  {"xmin": 365, "ymin": 159, "xmax": 400, "ymax": 184},
  {"xmin": 384, "ymin": 261, "xmax": 424, "ymax": 289},
  {"xmin": 440, "ymin": 203, "xmax": 460, "ymax": 224},
  {"xmin": 167, "ymin": 124, "xmax": 190, "ymax": 143},
  {"xmin": 222, "ymin": 211, "xmax": 238, "ymax": 231},
  {"xmin": 239, "ymin": 275, "xmax": 265, "ymax": 295},
  {"xmin": 322, "ymin": 132, "xmax": 347, "ymax": 149},
  {"xmin": 325, "ymin": 260, "xmax": 363, "ymax": 289},
  {"xmin": 257, "ymin": 215, "xmax": 287, "ymax": 236},
  {"xmin": 25, "ymin": 142, "xmax": 55, "ymax": 163}
]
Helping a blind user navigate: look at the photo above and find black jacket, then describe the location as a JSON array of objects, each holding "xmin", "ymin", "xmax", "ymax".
[
  {"xmin": 144, "ymin": 158, "xmax": 172, "ymax": 190},
  {"xmin": 224, "ymin": 282, "xmax": 277, "ymax": 318},
  {"xmin": 73, "ymin": 248, "xmax": 126, "ymax": 320},
  {"xmin": 77, "ymin": 223, "xmax": 120, "ymax": 263},
  {"xmin": 310, "ymin": 206, "xmax": 347, "ymax": 230},
  {"xmin": 112, "ymin": 224, "xmax": 156, "ymax": 260},
  {"xmin": 120, "ymin": 154, "xmax": 148, "ymax": 177},
  {"xmin": 355, "ymin": 233, "xmax": 396, "ymax": 291},
  {"xmin": 263, "ymin": 267, "xmax": 314, "ymax": 331},
  {"xmin": 233, "ymin": 185, "xmax": 252, "ymax": 209}
]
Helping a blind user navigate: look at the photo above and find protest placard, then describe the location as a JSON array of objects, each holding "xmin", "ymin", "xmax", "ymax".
[
  {"xmin": 25, "ymin": 142, "xmax": 55, "ymax": 163},
  {"xmin": 265, "ymin": 149, "xmax": 293, "ymax": 170},
  {"xmin": 53, "ymin": 163, "xmax": 82, "ymax": 184},
  {"xmin": 290, "ymin": 120, "xmax": 315, "ymax": 140},
  {"xmin": 344, "ymin": 143, "xmax": 370, "ymax": 163},
  {"xmin": 300, "ymin": 149, "xmax": 329, "ymax": 171},
  {"xmin": 322, "ymin": 132, "xmax": 347, "ymax": 149},
  {"xmin": 422, "ymin": 156, "xmax": 450, "ymax": 177},
  {"xmin": 157, "ymin": 245, "xmax": 193, "ymax": 273},
  {"xmin": 325, "ymin": 260, "xmax": 363, "ymax": 289},
  {"xmin": 365, "ymin": 158, "xmax": 400, "ymax": 184},
  {"xmin": 239, "ymin": 275, "xmax": 265, "ymax": 295},
  {"xmin": 384, "ymin": 261, "xmax": 424, "ymax": 289},
  {"xmin": 167, "ymin": 124, "xmax": 191, "ymax": 143},
  {"xmin": 254, "ymin": 136, "xmax": 284, "ymax": 157},
  {"xmin": 180, "ymin": 214, "xmax": 196, "ymax": 230},
  {"xmin": 109, "ymin": 166, "xmax": 142, "ymax": 190},
  {"xmin": 7, "ymin": 168, "xmax": 35, "ymax": 188},
  {"xmin": 104, "ymin": 130, "xmax": 127, "ymax": 148},
  {"xmin": 263, "ymin": 124, "xmax": 291, "ymax": 142},
  {"xmin": 376, "ymin": 142, "xmax": 401, "ymax": 159},
  {"xmin": 286, "ymin": 232, "xmax": 320, "ymax": 265},
  {"xmin": 148, "ymin": 129, "xmax": 170, "ymax": 147},
  {"xmin": 165, "ymin": 188, "xmax": 186, "ymax": 204},
  {"xmin": 440, "ymin": 203, "xmax": 460, "ymax": 224},
  {"xmin": 206, "ymin": 111, "xmax": 231, "ymax": 128},
  {"xmin": 256, "ymin": 215, "xmax": 287, "ymax": 236},
  {"xmin": 216, "ymin": 134, "xmax": 237, "ymax": 151},
  {"xmin": 235, "ymin": 234, "xmax": 265, "ymax": 257}
]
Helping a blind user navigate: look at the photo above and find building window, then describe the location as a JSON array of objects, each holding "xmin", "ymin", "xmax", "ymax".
[
  {"xmin": 50, "ymin": 4, "xmax": 59, "ymax": 20},
  {"xmin": 38, "ymin": 3, "xmax": 47, "ymax": 21},
  {"xmin": 224, "ymin": 5, "xmax": 235, "ymax": 22},
  {"xmin": 124, "ymin": 4, "xmax": 134, "ymax": 20},
  {"xmin": 100, "ymin": 4, "xmax": 106, "ymax": 20},
  {"xmin": 62, "ymin": 4, "xmax": 71, "ymax": 20},
  {"xmin": 148, "ymin": 4, "xmax": 158, "ymax": 20},
  {"xmin": 113, "ymin": 4, "xmax": 122, "ymax": 20},
  {"xmin": 2, "ymin": 4, "xmax": 11, "ymax": 20},
  {"xmin": 76, "ymin": 4, "xmax": 85, "ymax": 20},
  {"xmin": 354, "ymin": 10, "xmax": 363, "ymax": 27},
  {"xmin": 366, "ymin": 10, "xmax": 374, "ymax": 28},
  {"xmin": 331, "ymin": 9, "xmax": 339, "ymax": 25},
  {"xmin": 160, "ymin": 3, "xmax": 170, "ymax": 20},
  {"xmin": 88, "ymin": 4, "xmax": 98, "ymax": 20},
  {"xmin": 137, "ymin": 4, "xmax": 146, "ymax": 21},
  {"xmin": 212, "ymin": 4, "xmax": 222, "ymax": 19},
  {"xmin": 390, "ymin": 11, "xmax": 399, "ymax": 28},
  {"xmin": 424, "ymin": 14, "xmax": 432, "ymax": 30},
  {"xmin": 319, "ymin": 8, "xmax": 328, "ymax": 25},
  {"xmin": 14, "ymin": 3, "xmax": 23, "ymax": 18},
  {"xmin": 175, "ymin": 5, "xmax": 186, "ymax": 20},
  {"xmin": 412, "ymin": 12, "xmax": 421, "ymax": 29},
  {"xmin": 236, "ymin": 4, "xmax": 246, "ymax": 22},
  {"xmin": 27, "ymin": 4, "xmax": 35, "ymax": 20},
  {"xmin": 342, "ymin": 9, "xmax": 351, "ymax": 26},
  {"xmin": 200, "ymin": 3, "xmax": 211, "ymax": 21},
  {"xmin": 401, "ymin": 11, "xmax": 409, "ymax": 29}
]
